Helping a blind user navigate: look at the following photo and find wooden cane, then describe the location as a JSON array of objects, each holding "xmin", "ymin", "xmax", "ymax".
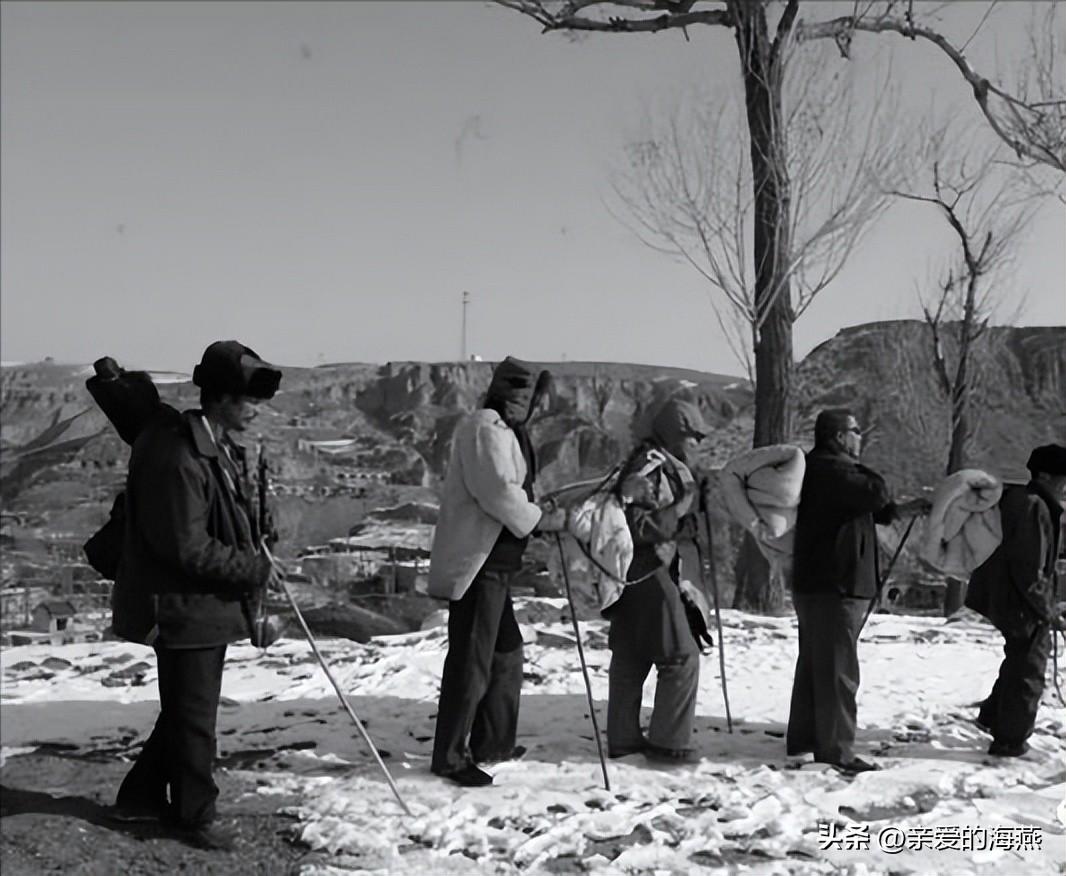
[
  {"xmin": 261, "ymin": 541, "xmax": 412, "ymax": 816},
  {"xmin": 555, "ymin": 533, "xmax": 611, "ymax": 791},
  {"xmin": 700, "ymin": 505, "xmax": 733, "ymax": 733}
]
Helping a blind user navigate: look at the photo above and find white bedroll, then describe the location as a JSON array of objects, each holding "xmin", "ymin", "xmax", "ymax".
[
  {"xmin": 718, "ymin": 444, "xmax": 805, "ymax": 575},
  {"xmin": 917, "ymin": 468, "xmax": 1003, "ymax": 577}
]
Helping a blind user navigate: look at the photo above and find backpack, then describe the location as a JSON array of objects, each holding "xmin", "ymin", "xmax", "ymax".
[
  {"xmin": 83, "ymin": 492, "xmax": 125, "ymax": 581},
  {"xmin": 82, "ymin": 358, "xmax": 177, "ymax": 644},
  {"xmin": 82, "ymin": 357, "xmax": 172, "ymax": 580}
]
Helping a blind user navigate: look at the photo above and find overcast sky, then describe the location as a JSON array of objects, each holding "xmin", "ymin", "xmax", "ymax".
[{"xmin": 2, "ymin": 1, "xmax": 1063, "ymax": 375}]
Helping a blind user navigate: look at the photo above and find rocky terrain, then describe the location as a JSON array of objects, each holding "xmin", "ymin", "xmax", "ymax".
[{"xmin": 1, "ymin": 320, "xmax": 1062, "ymax": 635}]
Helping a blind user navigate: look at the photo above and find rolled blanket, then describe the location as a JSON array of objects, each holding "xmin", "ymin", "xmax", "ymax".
[
  {"xmin": 918, "ymin": 469, "xmax": 1003, "ymax": 577},
  {"xmin": 566, "ymin": 491, "xmax": 633, "ymax": 612},
  {"xmin": 719, "ymin": 444, "xmax": 805, "ymax": 568}
]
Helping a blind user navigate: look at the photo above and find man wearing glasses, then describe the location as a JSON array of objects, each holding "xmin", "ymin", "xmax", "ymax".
[{"xmin": 786, "ymin": 409, "xmax": 929, "ymax": 773}]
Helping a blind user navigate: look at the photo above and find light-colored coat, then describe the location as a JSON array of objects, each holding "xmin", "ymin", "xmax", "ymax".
[{"xmin": 428, "ymin": 409, "xmax": 543, "ymax": 601}]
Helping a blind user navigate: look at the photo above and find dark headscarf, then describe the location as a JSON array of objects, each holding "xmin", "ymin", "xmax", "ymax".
[
  {"xmin": 481, "ymin": 356, "xmax": 549, "ymax": 490},
  {"xmin": 650, "ymin": 397, "xmax": 708, "ymax": 450},
  {"xmin": 484, "ymin": 356, "xmax": 551, "ymax": 427}
]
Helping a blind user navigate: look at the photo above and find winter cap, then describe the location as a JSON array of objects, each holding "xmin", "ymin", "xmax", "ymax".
[
  {"xmin": 192, "ymin": 341, "xmax": 281, "ymax": 399},
  {"xmin": 1027, "ymin": 444, "xmax": 1066, "ymax": 477},
  {"xmin": 650, "ymin": 397, "xmax": 709, "ymax": 448},
  {"xmin": 485, "ymin": 356, "xmax": 551, "ymax": 423}
]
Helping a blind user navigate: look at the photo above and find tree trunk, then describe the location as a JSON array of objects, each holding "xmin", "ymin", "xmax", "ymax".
[
  {"xmin": 944, "ymin": 264, "xmax": 981, "ymax": 616},
  {"xmin": 946, "ymin": 272, "xmax": 979, "ymax": 476},
  {"xmin": 730, "ymin": 1, "xmax": 794, "ymax": 612}
]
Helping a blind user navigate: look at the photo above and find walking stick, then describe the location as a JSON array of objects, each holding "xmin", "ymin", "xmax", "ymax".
[
  {"xmin": 860, "ymin": 514, "xmax": 920, "ymax": 633},
  {"xmin": 1053, "ymin": 630, "xmax": 1066, "ymax": 708},
  {"xmin": 554, "ymin": 533, "xmax": 611, "ymax": 791},
  {"xmin": 261, "ymin": 540, "xmax": 412, "ymax": 816},
  {"xmin": 699, "ymin": 505, "xmax": 733, "ymax": 734}
]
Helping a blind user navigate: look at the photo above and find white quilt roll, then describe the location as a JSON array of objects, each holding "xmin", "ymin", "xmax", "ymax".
[
  {"xmin": 567, "ymin": 492, "xmax": 633, "ymax": 612},
  {"xmin": 918, "ymin": 468, "xmax": 1003, "ymax": 577},
  {"xmin": 719, "ymin": 444, "xmax": 805, "ymax": 568}
]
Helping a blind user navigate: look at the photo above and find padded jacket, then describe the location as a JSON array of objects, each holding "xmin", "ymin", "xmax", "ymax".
[
  {"xmin": 792, "ymin": 448, "xmax": 898, "ymax": 598},
  {"xmin": 966, "ymin": 481, "xmax": 1062, "ymax": 637},
  {"xmin": 115, "ymin": 410, "xmax": 271, "ymax": 647}
]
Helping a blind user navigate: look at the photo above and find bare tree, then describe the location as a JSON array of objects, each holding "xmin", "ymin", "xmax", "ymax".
[
  {"xmin": 496, "ymin": 0, "xmax": 1063, "ymax": 445},
  {"xmin": 610, "ymin": 41, "xmax": 905, "ymax": 381},
  {"xmin": 495, "ymin": 0, "xmax": 1064, "ymax": 610},
  {"xmin": 889, "ymin": 120, "xmax": 1057, "ymax": 475}
]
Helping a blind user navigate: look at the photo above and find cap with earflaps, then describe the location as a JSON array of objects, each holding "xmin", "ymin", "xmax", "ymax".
[
  {"xmin": 192, "ymin": 341, "xmax": 282, "ymax": 400},
  {"xmin": 1027, "ymin": 444, "xmax": 1066, "ymax": 476}
]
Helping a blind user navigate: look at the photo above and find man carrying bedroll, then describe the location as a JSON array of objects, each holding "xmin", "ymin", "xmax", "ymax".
[
  {"xmin": 109, "ymin": 341, "xmax": 281, "ymax": 850},
  {"xmin": 966, "ymin": 444, "xmax": 1066, "ymax": 757},
  {"xmin": 788, "ymin": 409, "xmax": 929, "ymax": 774},
  {"xmin": 429, "ymin": 356, "xmax": 567, "ymax": 787}
]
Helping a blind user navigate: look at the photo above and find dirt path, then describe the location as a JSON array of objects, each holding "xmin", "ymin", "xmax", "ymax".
[{"xmin": 0, "ymin": 751, "xmax": 329, "ymax": 875}]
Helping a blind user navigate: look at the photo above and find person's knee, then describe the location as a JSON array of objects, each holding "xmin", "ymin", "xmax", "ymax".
[{"xmin": 659, "ymin": 652, "xmax": 699, "ymax": 685}]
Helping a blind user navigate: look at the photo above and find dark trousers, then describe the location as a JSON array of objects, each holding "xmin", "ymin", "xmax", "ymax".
[
  {"xmin": 117, "ymin": 645, "xmax": 227, "ymax": 826},
  {"xmin": 606, "ymin": 574, "xmax": 700, "ymax": 754},
  {"xmin": 978, "ymin": 624, "xmax": 1051, "ymax": 746},
  {"xmin": 787, "ymin": 592, "xmax": 867, "ymax": 764},
  {"xmin": 431, "ymin": 570, "xmax": 523, "ymax": 774},
  {"xmin": 607, "ymin": 649, "xmax": 699, "ymax": 754}
]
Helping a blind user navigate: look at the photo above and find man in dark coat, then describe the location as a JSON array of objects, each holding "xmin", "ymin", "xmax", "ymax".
[
  {"xmin": 109, "ymin": 341, "xmax": 281, "ymax": 850},
  {"xmin": 428, "ymin": 357, "xmax": 566, "ymax": 787},
  {"xmin": 965, "ymin": 444, "xmax": 1066, "ymax": 757},
  {"xmin": 605, "ymin": 397, "xmax": 712, "ymax": 763},
  {"xmin": 787, "ymin": 409, "xmax": 928, "ymax": 773}
]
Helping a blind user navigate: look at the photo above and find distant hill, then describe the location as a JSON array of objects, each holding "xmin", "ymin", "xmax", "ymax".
[
  {"xmin": 2, "ymin": 322, "xmax": 1062, "ymax": 582},
  {"xmin": 794, "ymin": 321, "xmax": 1065, "ymax": 491}
]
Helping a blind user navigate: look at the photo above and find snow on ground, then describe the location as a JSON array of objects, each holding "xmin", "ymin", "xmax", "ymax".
[{"xmin": 2, "ymin": 602, "xmax": 1064, "ymax": 874}]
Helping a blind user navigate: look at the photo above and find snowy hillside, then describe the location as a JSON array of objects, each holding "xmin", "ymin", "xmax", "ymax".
[{"xmin": 1, "ymin": 603, "xmax": 1063, "ymax": 875}]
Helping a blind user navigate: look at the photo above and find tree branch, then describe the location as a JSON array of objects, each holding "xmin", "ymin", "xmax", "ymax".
[
  {"xmin": 796, "ymin": 11, "xmax": 1066, "ymax": 172},
  {"xmin": 770, "ymin": 0, "xmax": 800, "ymax": 66},
  {"xmin": 495, "ymin": 0, "xmax": 732, "ymax": 34}
]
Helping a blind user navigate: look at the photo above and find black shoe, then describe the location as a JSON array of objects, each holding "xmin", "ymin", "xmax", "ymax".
[
  {"xmin": 834, "ymin": 757, "xmax": 881, "ymax": 774},
  {"xmin": 109, "ymin": 802, "xmax": 166, "ymax": 824},
  {"xmin": 608, "ymin": 746, "xmax": 645, "ymax": 759},
  {"xmin": 438, "ymin": 764, "xmax": 493, "ymax": 787},
  {"xmin": 476, "ymin": 745, "xmax": 527, "ymax": 766},
  {"xmin": 170, "ymin": 821, "xmax": 237, "ymax": 852},
  {"xmin": 974, "ymin": 718, "xmax": 994, "ymax": 735},
  {"xmin": 644, "ymin": 744, "xmax": 697, "ymax": 764},
  {"xmin": 988, "ymin": 740, "xmax": 1029, "ymax": 758}
]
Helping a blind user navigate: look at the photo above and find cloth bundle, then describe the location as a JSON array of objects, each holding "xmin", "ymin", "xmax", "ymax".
[
  {"xmin": 718, "ymin": 444, "xmax": 805, "ymax": 570},
  {"xmin": 560, "ymin": 450, "xmax": 679, "ymax": 612},
  {"xmin": 566, "ymin": 490, "xmax": 634, "ymax": 612},
  {"xmin": 918, "ymin": 468, "xmax": 1003, "ymax": 577}
]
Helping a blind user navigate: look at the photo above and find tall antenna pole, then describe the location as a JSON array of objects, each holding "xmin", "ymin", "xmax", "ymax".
[{"xmin": 461, "ymin": 290, "xmax": 470, "ymax": 361}]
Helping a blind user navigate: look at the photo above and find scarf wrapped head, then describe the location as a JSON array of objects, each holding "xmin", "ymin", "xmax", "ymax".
[
  {"xmin": 484, "ymin": 356, "xmax": 551, "ymax": 426},
  {"xmin": 649, "ymin": 397, "xmax": 708, "ymax": 450}
]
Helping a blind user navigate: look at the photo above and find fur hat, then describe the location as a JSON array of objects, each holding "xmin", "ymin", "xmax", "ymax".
[{"xmin": 192, "ymin": 341, "xmax": 281, "ymax": 399}]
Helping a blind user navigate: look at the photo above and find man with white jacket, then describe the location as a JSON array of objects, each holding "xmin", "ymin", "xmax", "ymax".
[{"xmin": 429, "ymin": 357, "xmax": 566, "ymax": 787}]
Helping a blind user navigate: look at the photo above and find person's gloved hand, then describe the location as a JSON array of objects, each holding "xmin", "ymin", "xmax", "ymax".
[
  {"xmin": 679, "ymin": 579, "xmax": 715, "ymax": 652},
  {"xmin": 266, "ymin": 566, "xmax": 286, "ymax": 595},
  {"xmin": 535, "ymin": 506, "xmax": 569, "ymax": 534},
  {"xmin": 897, "ymin": 496, "xmax": 933, "ymax": 517},
  {"xmin": 619, "ymin": 473, "xmax": 654, "ymax": 506}
]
